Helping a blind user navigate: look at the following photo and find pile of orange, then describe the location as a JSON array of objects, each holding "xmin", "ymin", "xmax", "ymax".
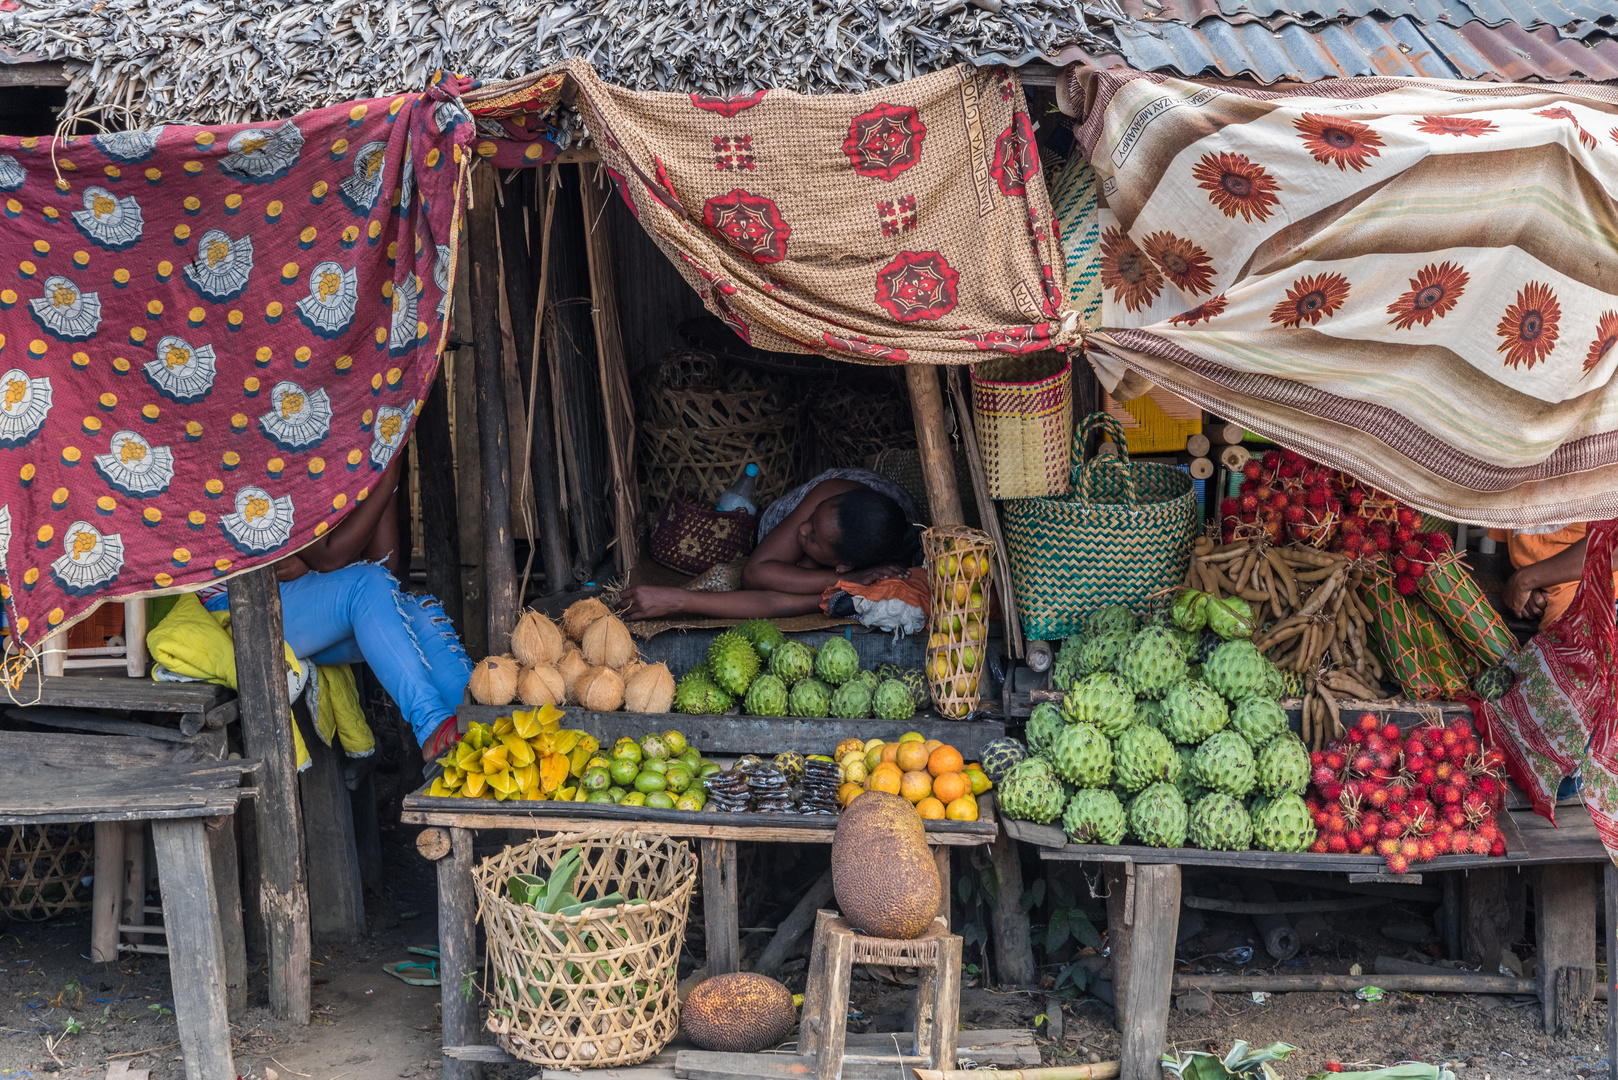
[{"xmin": 832, "ymin": 732, "xmax": 990, "ymax": 821}]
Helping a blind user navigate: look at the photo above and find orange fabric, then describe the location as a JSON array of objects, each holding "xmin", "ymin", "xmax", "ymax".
[
  {"xmin": 1506, "ymin": 523, "xmax": 1601, "ymax": 630},
  {"xmin": 821, "ymin": 573, "xmax": 931, "ymax": 619}
]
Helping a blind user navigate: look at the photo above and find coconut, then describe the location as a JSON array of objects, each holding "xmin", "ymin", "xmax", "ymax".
[
  {"xmin": 468, "ymin": 656, "xmax": 519, "ymax": 706},
  {"xmin": 575, "ymin": 666, "xmax": 625, "ymax": 712},
  {"xmin": 623, "ymin": 662, "xmax": 675, "ymax": 713},
  {"xmin": 619, "ymin": 658, "xmax": 646, "ymax": 683},
  {"xmin": 517, "ymin": 664, "xmax": 566, "ymax": 708},
  {"xmin": 562, "ymin": 597, "xmax": 611, "ymax": 643},
  {"xmin": 557, "ymin": 649, "xmax": 590, "ymax": 702},
  {"xmin": 582, "ymin": 614, "xmax": 636, "ymax": 670},
  {"xmin": 511, "ymin": 610, "xmax": 565, "ymax": 668}
]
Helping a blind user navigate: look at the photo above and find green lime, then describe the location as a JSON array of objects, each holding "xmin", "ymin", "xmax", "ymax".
[
  {"xmin": 585, "ymin": 754, "xmax": 613, "ymax": 773},
  {"xmin": 608, "ymin": 786, "xmax": 628, "ymax": 803},
  {"xmin": 621, "ymin": 791, "xmax": 647, "ymax": 807},
  {"xmin": 633, "ymin": 770, "xmax": 667, "ymax": 793},
  {"xmin": 644, "ymin": 790, "xmax": 675, "ymax": 810},
  {"xmin": 611, "ymin": 737, "xmax": 643, "ymax": 763},
  {"xmin": 664, "ymin": 764, "xmax": 693, "ymax": 794},
  {"xmin": 699, "ymin": 761, "xmax": 722, "ymax": 778},
  {"xmin": 586, "ymin": 791, "xmax": 615, "ymax": 803},
  {"xmin": 640, "ymin": 734, "xmax": 670, "ymax": 760},
  {"xmin": 679, "ymin": 747, "xmax": 702, "ymax": 770},
  {"xmin": 662, "ymin": 729, "xmax": 689, "ymax": 756},
  {"xmin": 674, "ymin": 792, "xmax": 703, "ymax": 812},
  {"xmin": 641, "ymin": 758, "xmax": 668, "ymax": 776},
  {"xmin": 581, "ymin": 766, "xmax": 611, "ymax": 792},
  {"xmin": 608, "ymin": 759, "xmax": 639, "ymax": 786}
]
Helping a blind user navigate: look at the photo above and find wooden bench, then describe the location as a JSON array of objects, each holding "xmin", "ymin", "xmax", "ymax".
[{"xmin": 9, "ymin": 674, "xmax": 237, "ymax": 737}]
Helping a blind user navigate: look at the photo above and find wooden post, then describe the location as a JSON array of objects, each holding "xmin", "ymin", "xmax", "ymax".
[
  {"xmin": 350, "ymin": 768, "xmax": 385, "ymax": 895},
  {"xmin": 1604, "ymin": 862, "xmax": 1616, "ymax": 1080},
  {"xmin": 452, "ymin": 349, "xmax": 488, "ymax": 659},
  {"xmin": 40, "ymin": 629, "xmax": 64, "ymax": 677},
  {"xmin": 1103, "ymin": 862, "xmax": 1134, "ymax": 1033},
  {"xmin": 1119, "ymin": 864, "xmax": 1179, "ymax": 1080},
  {"xmin": 1536, "ymin": 863, "xmax": 1597, "ymax": 1035},
  {"xmin": 988, "ymin": 829, "xmax": 1035, "ymax": 987},
  {"xmin": 934, "ymin": 845, "xmax": 952, "ymax": 927},
  {"xmin": 123, "ymin": 598, "xmax": 148, "ymax": 678},
  {"xmin": 946, "ymin": 367, "xmax": 1023, "ymax": 658},
  {"xmin": 1463, "ymin": 866, "xmax": 1522, "ymax": 967},
  {"xmin": 151, "ymin": 818, "xmax": 235, "ymax": 1080},
  {"xmin": 468, "ymin": 163, "xmax": 520, "ymax": 650},
  {"xmin": 906, "ymin": 365, "xmax": 963, "ymax": 527},
  {"xmin": 417, "ymin": 367, "xmax": 465, "ymax": 639},
  {"xmin": 90, "ymin": 821, "xmax": 125, "ymax": 963},
  {"xmin": 227, "ymin": 566, "xmax": 311, "ymax": 1024},
  {"xmin": 205, "ymin": 818, "xmax": 248, "ymax": 1015},
  {"xmin": 437, "ymin": 827, "xmax": 485, "ymax": 1080},
  {"xmin": 298, "ymin": 719, "xmax": 366, "ymax": 943},
  {"xmin": 701, "ymin": 838, "xmax": 739, "ymax": 976},
  {"xmin": 122, "ymin": 821, "xmax": 146, "ymax": 939}
]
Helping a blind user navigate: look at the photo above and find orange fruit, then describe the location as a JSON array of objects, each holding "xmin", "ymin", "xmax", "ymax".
[
  {"xmin": 928, "ymin": 745, "xmax": 964, "ymax": 777},
  {"xmin": 838, "ymin": 782, "xmax": 864, "ymax": 807},
  {"xmin": 916, "ymin": 797, "xmax": 946, "ymax": 820},
  {"xmin": 931, "ymin": 771, "xmax": 968, "ymax": 804},
  {"xmin": 896, "ymin": 740, "xmax": 931, "ymax": 773},
  {"xmin": 946, "ymin": 795, "xmax": 978, "ymax": 821},
  {"xmin": 922, "ymin": 739, "xmax": 944, "ymax": 757},
  {"xmin": 899, "ymin": 770, "xmax": 933, "ymax": 804},
  {"xmin": 964, "ymin": 766, "xmax": 992, "ymax": 796},
  {"xmin": 867, "ymin": 762, "xmax": 903, "ymax": 795},
  {"xmin": 880, "ymin": 742, "xmax": 901, "ymax": 765}
]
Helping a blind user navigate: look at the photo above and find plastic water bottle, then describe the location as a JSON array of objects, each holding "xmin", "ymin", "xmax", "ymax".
[{"xmin": 717, "ymin": 463, "xmax": 760, "ymax": 515}]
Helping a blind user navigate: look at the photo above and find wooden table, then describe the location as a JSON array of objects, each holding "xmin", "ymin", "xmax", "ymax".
[
  {"xmin": 0, "ymin": 731, "xmax": 255, "ymax": 1080},
  {"xmin": 15, "ymin": 674, "xmax": 237, "ymax": 737}
]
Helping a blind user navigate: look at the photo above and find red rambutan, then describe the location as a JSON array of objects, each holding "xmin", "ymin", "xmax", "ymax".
[
  {"xmin": 1376, "ymin": 837, "xmax": 1399, "ymax": 856},
  {"xmin": 1262, "ymin": 449, "xmax": 1281, "ymax": 471},
  {"xmin": 1469, "ymin": 835, "xmax": 1491, "ymax": 856},
  {"xmin": 1326, "ymin": 835, "xmax": 1349, "ymax": 854},
  {"xmin": 1310, "ymin": 837, "xmax": 1329, "ymax": 854},
  {"xmin": 1324, "ymin": 751, "xmax": 1346, "ymax": 772},
  {"xmin": 1394, "ymin": 575, "xmax": 1418, "ymax": 595},
  {"xmin": 1401, "ymin": 539, "xmax": 1425, "ymax": 560},
  {"xmin": 1284, "ymin": 504, "xmax": 1307, "ymax": 524},
  {"xmin": 1396, "ymin": 506, "xmax": 1417, "ymax": 528},
  {"xmin": 1490, "ymin": 838, "xmax": 1506, "ymax": 857},
  {"xmin": 1240, "ymin": 494, "xmax": 1259, "ymax": 513},
  {"xmin": 1417, "ymin": 838, "xmax": 1438, "ymax": 863},
  {"xmin": 1346, "ymin": 829, "xmax": 1364, "ymax": 849},
  {"xmin": 1408, "ymin": 562, "xmax": 1427, "ymax": 580},
  {"xmin": 1243, "ymin": 460, "xmax": 1263, "ymax": 482}
]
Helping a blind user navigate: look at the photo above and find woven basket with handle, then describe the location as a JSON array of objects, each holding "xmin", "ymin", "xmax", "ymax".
[
  {"xmin": 970, "ymin": 353, "xmax": 1073, "ymax": 500},
  {"xmin": 1002, "ymin": 412, "xmax": 1196, "ymax": 641}
]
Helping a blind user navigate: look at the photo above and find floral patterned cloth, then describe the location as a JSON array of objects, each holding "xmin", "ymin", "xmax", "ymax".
[
  {"xmin": 0, "ymin": 80, "xmax": 470, "ymax": 647},
  {"xmin": 1059, "ymin": 66, "xmax": 1618, "ymax": 528}
]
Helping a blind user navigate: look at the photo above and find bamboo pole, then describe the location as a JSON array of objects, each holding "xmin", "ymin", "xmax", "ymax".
[
  {"xmin": 1173, "ymin": 973, "xmax": 1536, "ymax": 994},
  {"xmin": 907, "ymin": 365, "xmax": 963, "ymax": 526},
  {"xmin": 945, "ymin": 367, "xmax": 1023, "ymax": 659},
  {"xmin": 914, "ymin": 1063, "xmax": 1121, "ymax": 1080}
]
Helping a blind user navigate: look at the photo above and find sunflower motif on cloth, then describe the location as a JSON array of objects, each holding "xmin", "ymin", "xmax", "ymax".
[
  {"xmin": 218, "ymin": 121, "xmax": 305, "ymax": 184},
  {"xmin": 340, "ymin": 141, "xmax": 390, "ymax": 217},
  {"xmin": 1585, "ymin": 311, "xmax": 1618, "ymax": 376},
  {"xmin": 702, "ymin": 189, "xmax": 791, "ymax": 264},
  {"xmin": 990, "ymin": 113, "xmax": 1038, "ymax": 197},
  {"xmin": 296, "ymin": 261, "xmax": 359, "ymax": 339},
  {"xmin": 144, "ymin": 335, "xmax": 217, "ymax": 404},
  {"xmin": 1414, "ymin": 115, "xmax": 1498, "ymax": 138},
  {"xmin": 182, "ymin": 230, "xmax": 255, "ymax": 304},
  {"xmin": 1535, "ymin": 107, "xmax": 1597, "ymax": 150},
  {"xmin": 1099, "ymin": 228, "xmax": 1162, "ymax": 314},
  {"xmin": 1141, "ymin": 232, "xmax": 1214, "ymax": 296},
  {"xmin": 842, "ymin": 102, "xmax": 927, "ymax": 182},
  {"xmin": 1386, "ymin": 261, "xmax": 1468, "ymax": 331},
  {"xmin": 387, "ymin": 273, "xmax": 423, "ymax": 356},
  {"xmin": 91, "ymin": 129, "xmax": 161, "ymax": 165},
  {"xmin": 1293, "ymin": 114, "xmax": 1385, "ymax": 173},
  {"xmin": 874, "ymin": 250, "xmax": 959, "ymax": 323},
  {"xmin": 220, "ymin": 485, "xmax": 294, "ymax": 557},
  {"xmin": 370, "ymin": 405, "xmax": 409, "ymax": 470},
  {"xmin": 433, "ymin": 245, "xmax": 454, "ymax": 318},
  {"xmin": 28, "ymin": 276, "xmax": 101, "ymax": 342},
  {"xmin": 821, "ymin": 332, "xmax": 909, "ymax": 364},
  {"xmin": 94, "ymin": 430, "xmax": 174, "ymax": 498},
  {"xmin": 1269, "ymin": 272, "xmax": 1351, "ymax": 329},
  {"xmin": 0, "ymin": 155, "xmax": 25, "ymax": 192},
  {"xmin": 1192, "ymin": 152, "xmax": 1282, "ymax": 223},
  {"xmin": 1497, "ymin": 282, "xmax": 1562, "ymax": 370},
  {"xmin": 1170, "ymin": 294, "xmax": 1227, "ymax": 326},
  {"xmin": 260, "ymin": 381, "xmax": 333, "ymax": 453},
  {"xmin": 0, "ymin": 369, "xmax": 51, "ymax": 449},
  {"xmin": 690, "ymin": 89, "xmax": 768, "ymax": 117},
  {"xmin": 50, "ymin": 521, "xmax": 124, "ymax": 597},
  {"xmin": 71, "ymin": 187, "xmax": 144, "ymax": 251}
]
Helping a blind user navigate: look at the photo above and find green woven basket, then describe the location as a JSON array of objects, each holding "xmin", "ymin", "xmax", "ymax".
[{"xmin": 1003, "ymin": 411, "xmax": 1196, "ymax": 641}]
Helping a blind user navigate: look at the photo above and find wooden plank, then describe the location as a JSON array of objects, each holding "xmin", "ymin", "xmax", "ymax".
[
  {"xmin": 1605, "ymin": 862, "xmax": 1617, "ymax": 1080},
  {"xmin": 124, "ymin": 599, "xmax": 149, "ymax": 678},
  {"xmin": 227, "ymin": 566, "xmax": 311, "ymax": 1024},
  {"xmin": 151, "ymin": 818, "xmax": 235, "ymax": 1080},
  {"xmin": 298, "ymin": 720, "xmax": 366, "ymax": 944},
  {"xmin": 702, "ymin": 838, "xmax": 739, "ymax": 977},
  {"xmin": 987, "ymin": 826, "xmax": 1034, "ymax": 986},
  {"xmin": 1120, "ymin": 864, "xmax": 1178, "ymax": 1080},
  {"xmin": 417, "ymin": 366, "xmax": 466, "ymax": 638},
  {"xmin": 906, "ymin": 366, "xmax": 963, "ymax": 526},
  {"xmin": 91, "ymin": 821, "xmax": 125, "ymax": 963},
  {"xmin": 1536, "ymin": 863, "xmax": 1597, "ymax": 1034},
  {"xmin": 123, "ymin": 822, "xmax": 147, "ymax": 945},
  {"xmin": 934, "ymin": 845, "xmax": 952, "ymax": 927},
  {"xmin": 5, "ymin": 707, "xmax": 207, "ymax": 744},
  {"xmin": 1103, "ymin": 863, "xmax": 1133, "ymax": 1035},
  {"xmin": 205, "ymin": 820, "xmax": 248, "ymax": 1015},
  {"xmin": 351, "ymin": 768, "xmax": 385, "ymax": 894},
  {"xmin": 1173, "ymin": 973, "xmax": 1535, "ymax": 994},
  {"xmin": 928, "ymin": 931, "xmax": 962, "ymax": 1071},
  {"xmin": 30, "ymin": 675, "xmax": 232, "ymax": 712},
  {"xmin": 816, "ymin": 926, "xmax": 857, "ymax": 1080},
  {"xmin": 439, "ymin": 827, "xmax": 485, "ymax": 1080}
]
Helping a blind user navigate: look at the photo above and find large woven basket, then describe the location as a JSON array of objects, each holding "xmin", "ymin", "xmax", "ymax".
[
  {"xmin": 474, "ymin": 830, "xmax": 697, "ymax": 1069},
  {"xmin": 970, "ymin": 353, "xmax": 1073, "ymax": 500},
  {"xmin": 1002, "ymin": 412, "xmax": 1196, "ymax": 641},
  {"xmin": 648, "ymin": 489, "xmax": 755, "ymax": 576},
  {"xmin": 0, "ymin": 825, "xmax": 93, "ymax": 921}
]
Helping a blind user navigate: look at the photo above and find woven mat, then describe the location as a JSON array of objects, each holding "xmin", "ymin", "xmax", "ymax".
[{"xmin": 623, "ymin": 558, "xmax": 852, "ymax": 640}]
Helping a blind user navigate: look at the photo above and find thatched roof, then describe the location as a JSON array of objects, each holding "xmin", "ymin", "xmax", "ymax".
[{"xmin": 1, "ymin": 0, "xmax": 1120, "ymax": 126}]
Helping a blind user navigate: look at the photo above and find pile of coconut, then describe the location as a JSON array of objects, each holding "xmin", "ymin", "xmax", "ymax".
[{"xmin": 467, "ymin": 599, "xmax": 676, "ymax": 714}]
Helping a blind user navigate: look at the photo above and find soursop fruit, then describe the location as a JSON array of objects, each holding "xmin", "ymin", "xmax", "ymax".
[
  {"xmin": 830, "ymin": 680, "xmax": 873, "ymax": 719},
  {"xmin": 997, "ymin": 757, "xmax": 1066, "ymax": 824},
  {"xmin": 877, "ymin": 664, "xmax": 929, "ymax": 707},
  {"xmin": 1205, "ymin": 595, "xmax": 1256, "ymax": 640},
  {"xmin": 708, "ymin": 631, "xmax": 761, "ymax": 697},
  {"xmin": 1113, "ymin": 724, "xmax": 1179, "ymax": 793},
  {"xmin": 1136, "ymin": 698, "xmax": 1165, "ymax": 730},
  {"xmin": 980, "ymin": 737, "xmax": 1028, "ymax": 783},
  {"xmin": 1084, "ymin": 604, "xmax": 1138, "ymax": 640},
  {"xmin": 1174, "ymin": 745, "xmax": 1209, "ymax": 805},
  {"xmin": 674, "ymin": 666, "xmax": 718, "ymax": 714},
  {"xmin": 1160, "ymin": 680, "xmax": 1229, "ymax": 744},
  {"xmin": 734, "ymin": 619, "xmax": 788, "ymax": 664},
  {"xmin": 1026, "ymin": 701, "xmax": 1064, "ymax": 758},
  {"xmin": 1051, "ymin": 633, "xmax": 1086, "ymax": 691},
  {"xmin": 873, "ymin": 679, "xmax": 916, "ymax": 721},
  {"xmin": 1063, "ymin": 788, "xmax": 1128, "ymax": 845},
  {"xmin": 769, "ymin": 640, "xmax": 816, "ymax": 684},
  {"xmin": 1473, "ymin": 664, "xmax": 1515, "ymax": 702},
  {"xmin": 1050, "ymin": 723, "xmax": 1113, "ymax": 788},
  {"xmin": 1076, "ymin": 632, "xmax": 1130, "ymax": 677},
  {"xmin": 1252, "ymin": 792, "xmax": 1315, "ymax": 852},
  {"xmin": 1192, "ymin": 730, "xmax": 1257, "ymax": 798},
  {"xmin": 1061, "ymin": 673, "xmax": 1136, "ymax": 738},
  {"xmin": 1129, "ymin": 782, "xmax": 1188, "ymax": 848},
  {"xmin": 788, "ymin": 677, "xmax": 832, "ymax": 718},
  {"xmin": 1172, "ymin": 588, "xmax": 1209, "ymax": 632},
  {"xmin": 1188, "ymin": 792, "xmax": 1253, "ymax": 851},
  {"xmin": 1255, "ymin": 732, "xmax": 1310, "ymax": 797},
  {"xmin": 1230, "ymin": 697, "xmax": 1288, "ymax": 748},
  {"xmin": 1117, "ymin": 625, "xmax": 1189, "ymax": 699},
  {"xmin": 852, "ymin": 669, "xmax": 881, "ymax": 695},
  {"xmin": 1204, "ymin": 640, "xmax": 1276, "ymax": 703},
  {"xmin": 814, "ymin": 637, "xmax": 861, "ymax": 686},
  {"xmin": 743, "ymin": 674, "xmax": 790, "ymax": 717},
  {"xmin": 1168, "ymin": 626, "xmax": 1199, "ymax": 662}
]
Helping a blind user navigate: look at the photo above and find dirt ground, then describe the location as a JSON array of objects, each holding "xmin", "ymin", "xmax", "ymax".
[{"xmin": 0, "ymin": 829, "xmax": 1600, "ymax": 1080}]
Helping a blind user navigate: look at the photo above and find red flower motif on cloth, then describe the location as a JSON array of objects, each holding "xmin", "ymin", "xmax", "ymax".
[
  {"xmin": 1269, "ymin": 272, "xmax": 1351, "ymax": 329},
  {"xmin": 843, "ymin": 103, "xmax": 927, "ymax": 182},
  {"xmin": 1585, "ymin": 311, "xmax": 1618, "ymax": 375},
  {"xmin": 874, "ymin": 250, "xmax": 959, "ymax": 323},
  {"xmin": 1099, "ymin": 227, "xmax": 1162, "ymax": 313},
  {"xmin": 1496, "ymin": 282, "xmax": 1562, "ymax": 370},
  {"xmin": 689, "ymin": 89, "xmax": 768, "ymax": 118},
  {"xmin": 1535, "ymin": 107, "xmax": 1597, "ymax": 150},
  {"xmin": 1294, "ymin": 113, "xmax": 1385, "ymax": 173},
  {"xmin": 1414, "ymin": 115, "xmax": 1498, "ymax": 138},
  {"xmin": 1386, "ymin": 261, "xmax": 1468, "ymax": 331},
  {"xmin": 712, "ymin": 291, "xmax": 751, "ymax": 342},
  {"xmin": 1192, "ymin": 152, "xmax": 1281, "ymax": 223},
  {"xmin": 965, "ymin": 324, "xmax": 1051, "ymax": 355},
  {"xmin": 702, "ymin": 189, "xmax": 791, "ymax": 264},
  {"xmin": 822, "ymin": 332, "xmax": 909, "ymax": 364},
  {"xmin": 1169, "ymin": 294, "xmax": 1227, "ymax": 326},
  {"xmin": 990, "ymin": 112, "xmax": 1038, "ymax": 197},
  {"xmin": 644, "ymin": 156, "xmax": 685, "ymax": 215},
  {"xmin": 604, "ymin": 165, "xmax": 637, "ymax": 219},
  {"xmin": 1141, "ymin": 232, "xmax": 1215, "ymax": 296}
]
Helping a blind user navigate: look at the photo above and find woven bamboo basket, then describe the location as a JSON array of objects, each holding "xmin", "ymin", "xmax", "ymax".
[
  {"xmin": 970, "ymin": 353, "xmax": 1073, "ymax": 499},
  {"xmin": 474, "ymin": 830, "xmax": 697, "ymax": 1069},
  {"xmin": 810, "ymin": 375, "xmax": 916, "ymax": 472},
  {"xmin": 0, "ymin": 825, "xmax": 93, "ymax": 921},
  {"xmin": 922, "ymin": 525, "xmax": 995, "ymax": 719}
]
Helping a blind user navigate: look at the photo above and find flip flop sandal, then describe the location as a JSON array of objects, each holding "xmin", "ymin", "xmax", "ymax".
[
  {"xmin": 382, "ymin": 960, "xmax": 439, "ymax": 986},
  {"xmin": 408, "ymin": 945, "xmax": 439, "ymax": 959}
]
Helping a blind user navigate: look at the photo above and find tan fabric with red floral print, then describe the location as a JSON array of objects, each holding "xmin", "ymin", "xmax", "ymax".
[
  {"xmin": 1058, "ymin": 66, "xmax": 1618, "ymax": 528},
  {"xmin": 469, "ymin": 61, "xmax": 1077, "ymax": 365}
]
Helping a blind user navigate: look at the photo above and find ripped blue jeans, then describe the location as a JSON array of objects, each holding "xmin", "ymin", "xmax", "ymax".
[{"xmin": 204, "ymin": 562, "xmax": 470, "ymax": 744}]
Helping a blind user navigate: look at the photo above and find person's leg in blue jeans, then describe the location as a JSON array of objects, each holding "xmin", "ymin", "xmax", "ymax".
[{"xmin": 298, "ymin": 591, "xmax": 470, "ymax": 713}]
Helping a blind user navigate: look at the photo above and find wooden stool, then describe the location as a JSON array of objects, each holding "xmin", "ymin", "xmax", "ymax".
[{"xmin": 801, "ymin": 910, "xmax": 961, "ymax": 1080}]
